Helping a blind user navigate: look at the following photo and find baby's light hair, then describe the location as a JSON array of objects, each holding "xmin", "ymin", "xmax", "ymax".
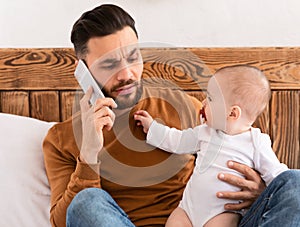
[{"xmin": 215, "ymin": 65, "xmax": 271, "ymax": 122}]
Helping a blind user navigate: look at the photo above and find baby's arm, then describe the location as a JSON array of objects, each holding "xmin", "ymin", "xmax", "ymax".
[
  {"xmin": 135, "ymin": 110, "xmax": 201, "ymax": 154},
  {"xmin": 253, "ymin": 131, "xmax": 288, "ymax": 185},
  {"xmin": 134, "ymin": 110, "xmax": 154, "ymax": 133}
]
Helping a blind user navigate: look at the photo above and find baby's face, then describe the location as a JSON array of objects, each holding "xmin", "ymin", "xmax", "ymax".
[{"xmin": 204, "ymin": 75, "xmax": 229, "ymax": 130}]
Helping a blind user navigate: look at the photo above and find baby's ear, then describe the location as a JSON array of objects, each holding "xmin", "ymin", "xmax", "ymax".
[{"xmin": 228, "ymin": 105, "xmax": 242, "ymax": 120}]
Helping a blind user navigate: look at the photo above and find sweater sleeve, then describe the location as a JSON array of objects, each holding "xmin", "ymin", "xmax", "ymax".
[{"xmin": 43, "ymin": 124, "xmax": 101, "ymax": 227}]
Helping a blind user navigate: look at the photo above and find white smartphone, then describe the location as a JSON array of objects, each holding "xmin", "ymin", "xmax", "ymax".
[{"xmin": 74, "ymin": 59, "xmax": 105, "ymax": 105}]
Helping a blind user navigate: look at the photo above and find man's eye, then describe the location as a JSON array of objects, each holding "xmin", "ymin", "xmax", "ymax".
[
  {"xmin": 127, "ymin": 57, "xmax": 139, "ymax": 63},
  {"xmin": 127, "ymin": 58, "xmax": 138, "ymax": 63},
  {"xmin": 127, "ymin": 52, "xmax": 141, "ymax": 63},
  {"xmin": 102, "ymin": 64, "xmax": 116, "ymax": 70}
]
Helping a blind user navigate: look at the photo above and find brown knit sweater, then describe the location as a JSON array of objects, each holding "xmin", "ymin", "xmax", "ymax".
[{"xmin": 43, "ymin": 86, "xmax": 202, "ymax": 227}]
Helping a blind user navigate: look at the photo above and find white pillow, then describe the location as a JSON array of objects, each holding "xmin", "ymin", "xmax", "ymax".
[{"xmin": 0, "ymin": 113, "xmax": 55, "ymax": 227}]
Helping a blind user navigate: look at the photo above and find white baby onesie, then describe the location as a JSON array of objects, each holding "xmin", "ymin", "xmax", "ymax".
[{"xmin": 147, "ymin": 121, "xmax": 288, "ymax": 227}]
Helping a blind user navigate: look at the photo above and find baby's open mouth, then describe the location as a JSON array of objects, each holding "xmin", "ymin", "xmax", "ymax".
[{"xmin": 200, "ymin": 107, "xmax": 206, "ymax": 124}]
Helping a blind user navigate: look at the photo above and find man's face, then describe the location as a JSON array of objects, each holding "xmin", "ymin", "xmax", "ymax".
[{"xmin": 84, "ymin": 26, "xmax": 144, "ymax": 109}]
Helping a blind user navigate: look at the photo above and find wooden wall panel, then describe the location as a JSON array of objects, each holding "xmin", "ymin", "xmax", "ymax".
[
  {"xmin": 190, "ymin": 48, "xmax": 300, "ymax": 90},
  {"xmin": 142, "ymin": 49, "xmax": 209, "ymax": 91},
  {"xmin": 0, "ymin": 48, "xmax": 299, "ymax": 169},
  {"xmin": 0, "ymin": 49, "xmax": 78, "ymax": 90},
  {"xmin": 271, "ymin": 91, "xmax": 299, "ymax": 169},
  {"xmin": 60, "ymin": 91, "xmax": 83, "ymax": 121},
  {"xmin": 0, "ymin": 91, "xmax": 29, "ymax": 117},
  {"xmin": 30, "ymin": 91, "xmax": 60, "ymax": 122},
  {"xmin": 142, "ymin": 47, "xmax": 300, "ymax": 90},
  {"xmin": 1, "ymin": 48, "xmax": 300, "ymax": 90}
]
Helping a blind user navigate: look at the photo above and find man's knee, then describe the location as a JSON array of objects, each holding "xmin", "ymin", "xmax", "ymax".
[
  {"xmin": 276, "ymin": 169, "xmax": 300, "ymax": 187},
  {"xmin": 275, "ymin": 170, "xmax": 300, "ymax": 206},
  {"xmin": 67, "ymin": 188, "xmax": 111, "ymax": 217},
  {"xmin": 74, "ymin": 188, "xmax": 111, "ymax": 201},
  {"xmin": 67, "ymin": 188, "xmax": 133, "ymax": 227}
]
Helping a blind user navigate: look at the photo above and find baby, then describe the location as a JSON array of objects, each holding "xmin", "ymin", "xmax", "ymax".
[{"xmin": 134, "ymin": 65, "xmax": 288, "ymax": 227}]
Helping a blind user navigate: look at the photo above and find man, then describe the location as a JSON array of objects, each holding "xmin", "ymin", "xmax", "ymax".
[{"xmin": 43, "ymin": 4, "xmax": 300, "ymax": 227}]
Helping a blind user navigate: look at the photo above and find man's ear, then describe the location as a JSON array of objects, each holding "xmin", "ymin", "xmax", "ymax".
[{"xmin": 228, "ymin": 105, "xmax": 242, "ymax": 120}]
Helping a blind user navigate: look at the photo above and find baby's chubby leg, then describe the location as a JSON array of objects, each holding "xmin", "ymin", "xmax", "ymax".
[
  {"xmin": 204, "ymin": 212, "xmax": 241, "ymax": 227},
  {"xmin": 165, "ymin": 207, "xmax": 192, "ymax": 227}
]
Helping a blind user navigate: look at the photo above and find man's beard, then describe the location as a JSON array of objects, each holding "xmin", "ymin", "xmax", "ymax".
[{"xmin": 102, "ymin": 80, "xmax": 143, "ymax": 110}]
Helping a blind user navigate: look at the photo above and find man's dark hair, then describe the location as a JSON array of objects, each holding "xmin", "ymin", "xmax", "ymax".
[{"xmin": 71, "ymin": 4, "xmax": 138, "ymax": 58}]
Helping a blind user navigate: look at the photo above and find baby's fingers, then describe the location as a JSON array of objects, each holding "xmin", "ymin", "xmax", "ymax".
[
  {"xmin": 135, "ymin": 110, "xmax": 151, "ymax": 117},
  {"xmin": 134, "ymin": 113, "xmax": 145, "ymax": 122}
]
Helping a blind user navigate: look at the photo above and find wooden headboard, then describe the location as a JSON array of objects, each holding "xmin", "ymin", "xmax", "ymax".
[{"xmin": 0, "ymin": 47, "xmax": 299, "ymax": 169}]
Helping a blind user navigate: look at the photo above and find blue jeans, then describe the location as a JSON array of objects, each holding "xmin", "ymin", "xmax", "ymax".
[
  {"xmin": 67, "ymin": 170, "xmax": 300, "ymax": 227},
  {"xmin": 66, "ymin": 188, "xmax": 135, "ymax": 227},
  {"xmin": 239, "ymin": 169, "xmax": 300, "ymax": 226}
]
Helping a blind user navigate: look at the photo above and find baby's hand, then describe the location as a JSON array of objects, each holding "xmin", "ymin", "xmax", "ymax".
[{"xmin": 134, "ymin": 110, "xmax": 153, "ymax": 134}]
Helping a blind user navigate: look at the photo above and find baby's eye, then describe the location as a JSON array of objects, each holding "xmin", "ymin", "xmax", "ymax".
[{"xmin": 207, "ymin": 96, "xmax": 212, "ymax": 102}]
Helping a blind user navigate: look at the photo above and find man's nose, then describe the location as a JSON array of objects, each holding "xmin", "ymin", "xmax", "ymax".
[{"xmin": 116, "ymin": 62, "xmax": 132, "ymax": 81}]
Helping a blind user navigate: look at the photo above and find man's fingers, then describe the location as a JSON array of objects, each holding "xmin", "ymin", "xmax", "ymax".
[
  {"xmin": 95, "ymin": 115, "xmax": 115, "ymax": 132},
  {"xmin": 80, "ymin": 88, "xmax": 117, "ymax": 113},
  {"xmin": 217, "ymin": 161, "xmax": 267, "ymax": 211},
  {"xmin": 226, "ymin": 161, "xmax": 266, "ymax": 192},
  {"xmin": 227, "ymin": 161, "xmax": 260, "ymax": 182},
  {"xmin": 223, "ymin": 200, "xmax": 253, "ymax": 211},
  {"xmin": 94, "ymin": 106, "xmax": 115, "ymax": 129},
  {"xmin": 80, "ymin": 87, "xmax": 93, "ymax": 112},
  {"xmin": 217, "ymin": 190, "xmax": 255, "ymax": 211},
  {"xmin": 218, "ymin": 172, "xmax": 250, "ymax": 189},
  {"xmin": 217, "ymin": 189, "xmax": 254, "ymax": 200},
  {"xmin": 94, "ymin": 97, "xmax": 117, "ymax": 111}
]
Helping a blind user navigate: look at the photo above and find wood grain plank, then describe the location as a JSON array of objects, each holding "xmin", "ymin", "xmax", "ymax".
[
  {"xmin": 30, "ymin": 91, "xmax": 60, "ymax": 122},
  {"xmin": 1, "ymin": 48, "xmax": 300, "ymax": 90},
  {"xmin": 142, "ymin": 48, "xmax": 210, "ymax": 91},
  {"xmin": 0, "ymin": 91, "xmax": 29, "ymax": 116},
  {"xmin": 271, "ymin": 91, "xmax": 299, "ymax": 169},
  {"xmin": 141, "ymin": 47, "xmax": 300, "ymax": 90},
  {"xmin": 0, "ymin": 48, "xmax": 78, "ymax": 90},
  {"xmin": 190, "ymin": 47, "xmax": 300, "ymax": 90},
  {"xmin": 60, "ymin": 91, "xmax": 83, "ymax": 121}
]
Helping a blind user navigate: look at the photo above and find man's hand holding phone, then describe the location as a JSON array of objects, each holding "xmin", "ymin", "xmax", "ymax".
[
  {"xmin": 74, "ymin": 60, "xmax": 106, "ymax": 105},
  {"xmin": 79, "ymin": 87, "xmax": 117, "ymax": 164},
  {"xmin": 74, "ymin": 60, "xmax": 117, "ymax": 164}
]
